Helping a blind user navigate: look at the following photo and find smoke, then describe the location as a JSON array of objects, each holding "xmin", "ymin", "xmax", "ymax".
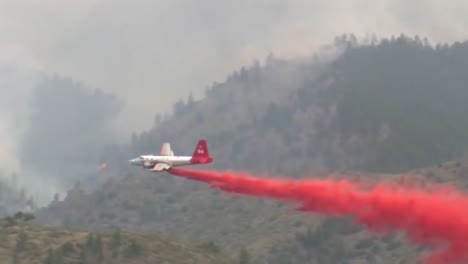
[
  {"xmin": 1, "ymin": 1, "xmax": 468, "ymax": 136},
  {"xmin": 18, "ymin": 75, "xmax": 124, "ymax": 202},
  {"xmin": 0, "ymin": 63, "xmax": 40, "ymax": 173},
  {"xmin": 0, "ymin": 113, "xmax": 19, "ymax": 172},
  {"xmin": 168, "ymin": 167, "xmax": 468, "ymax": 264}
]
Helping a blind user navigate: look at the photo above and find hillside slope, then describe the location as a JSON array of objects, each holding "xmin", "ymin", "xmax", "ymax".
[
  {"xmin": 34, "ymin": 167, "xmax": 444, "ymax": 264},
  {"xmin": 36, "ymin": 35, "xmax": 468, "ymax": 264},
  {"xmin": 0, "ymin": 217, "xmax": 233, "ymax": 264}
]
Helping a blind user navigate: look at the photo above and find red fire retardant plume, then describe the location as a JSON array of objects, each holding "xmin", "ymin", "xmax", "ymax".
[{"xmin": 168, "ymin": 167, "xmax": 468, "ymax": 264}]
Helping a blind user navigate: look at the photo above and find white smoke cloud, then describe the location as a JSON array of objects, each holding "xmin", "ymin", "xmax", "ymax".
[
  {"xmin": 0, "ymin": 62, "xmax": 40, "ymax": 172},
  {"xmin": 0, "ymin": 113, "xmax": 18, "ymax": 172}
]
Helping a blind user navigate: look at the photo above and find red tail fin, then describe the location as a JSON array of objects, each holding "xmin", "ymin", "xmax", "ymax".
[{"xmin": 190, "ymin": 139, "xmax": 213, "ymax": 164}]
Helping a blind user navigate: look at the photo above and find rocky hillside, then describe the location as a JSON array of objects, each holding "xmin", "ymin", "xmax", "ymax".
[{"xmin": 0, "ymin": 213, "xmax": 233, "ymax": 264}]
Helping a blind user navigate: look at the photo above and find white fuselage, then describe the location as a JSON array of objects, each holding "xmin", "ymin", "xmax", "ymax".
[
  {"xmin": 129, "ymin": 139, "xmax": 212, "ymax": 172},
  {"xmin": 129, "ymin": 155, "xmax": 192, "ymax": 167}
]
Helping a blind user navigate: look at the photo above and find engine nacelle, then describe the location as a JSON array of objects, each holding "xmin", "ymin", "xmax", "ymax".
[{"xmin": 143, "ymin": 161, "xmax": 154, "ymax": 168}]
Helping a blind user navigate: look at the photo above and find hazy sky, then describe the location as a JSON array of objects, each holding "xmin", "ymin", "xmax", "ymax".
[{"xmin": 0, "ymin": 0, "xmax": 468, "ymax": 172}]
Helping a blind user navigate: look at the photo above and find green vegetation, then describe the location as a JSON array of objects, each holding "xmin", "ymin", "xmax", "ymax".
[
  {"xmin": 198, "ymin": 241, "xmax": 221, "ymax": 254},
  {"xmin": 15, "ymin": 231, "xmax": 27, "ymax": 252},
  {"xmin": 0, "ymin": 224, "xmax": 233, "ymax": 264},
  {"xmin": 325, "ymin": 35, "xmax": 468, "ymax": 172},
  {"xmin": 110, "ymin": 229, "xmax": 121, "ymax": 258},
  {"xmin": 123, "ymin": 239, "xmax": 142, "ymax": 258},
  {"xmin": 238, "ymin": 247, "xmax": 250, "ymax": 264},
  {"xmin": 1, "ymin": 212, "xmax": 36, "ymax": 228},
  {"xmin": 43, "ymin": 248, "xmax": 65, "ymax": 264},
  {"xmin": 86, "ymin": 233, "xmax": 104, "ymax": 262},
  {"xmin": 14, "ymin": 212, "xmax": 35, "ymax": 222}
]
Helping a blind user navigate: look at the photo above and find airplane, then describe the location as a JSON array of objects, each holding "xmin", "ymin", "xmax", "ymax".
[{"xmin": 128, "ymin": 139, "xmax": 213, "ymax": 172}]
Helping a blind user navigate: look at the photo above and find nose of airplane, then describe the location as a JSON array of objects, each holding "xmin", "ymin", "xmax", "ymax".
[{"xmin": 129, "ymin": 157, "xmax": 143, "ymax": 165}]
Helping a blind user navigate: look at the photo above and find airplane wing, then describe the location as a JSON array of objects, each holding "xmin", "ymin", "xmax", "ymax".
[
  {"xmin": 159, "ymin": 143, "xmax": 174, "ymax": 156},
  {"xmin": 150, "ymin": 162, "xmax": 171, "ymax": 172}
]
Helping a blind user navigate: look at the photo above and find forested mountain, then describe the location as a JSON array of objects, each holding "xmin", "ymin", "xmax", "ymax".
[
  {"xmin": 128, "ymin": 34, "xmax": 468, "ymax": 175},
  {"xmin": 36, "ymin": 35, "xmax": 468, "ymax": 263}
]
